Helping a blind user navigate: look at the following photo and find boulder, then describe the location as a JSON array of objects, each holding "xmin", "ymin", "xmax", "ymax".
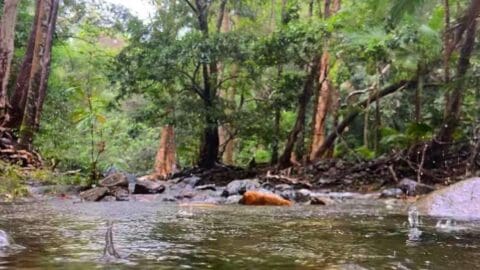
[
  {"xmin": 80, "ymin": 187, "xmax": 109, "ymax": 201},
  {"xmin": 239, "ymin": 191, "xmax": 292, "ymax": 206},
  {"xmin": 310, "ymin": 195, "xmax": 335, "ymax": 205},
  {"xmin": 133, "ymin": 180, "xmax": 165, "ymax": 194},
  {"xmin": 279, "ymin": 189, "xmax": 311, "ymax": 203},
  {"xmin": 225, "ymin": 195, "xmax": 242, "ymax": 204},
  {"xmin": 274, "ymin": 184, "xmax": 293, "ymax": 192},
  {"xmin": 380, "ymin": 188, "xmax": 404, "ymax": 199},
  {"xmin": 397, "ymin": 178, "xmax": 435, "ymax": 196},
  {"xmin": 222, "ymin": 179, "xmax": 260, "ymax": 197},
  {"xmin": 110, "ymin": 187, "xmax": 129, "ymax": 201},
  {"xmin": 182, "ymin": 176, "xmax": 201, "ymax": 187},
  {"xmin": 0, "ymin": 230, "xmax": 9, "ymax": 247},
  {"xmin": 415, "ymin": 177, "xmax": 480, "ymax": 219},
  {"xmin": 101, "ymin": 196, "xmax": 117, "ymax": 202},
  {"xmin": 99, "ymin": 173, "xmax": 128, "ymax": 188}
]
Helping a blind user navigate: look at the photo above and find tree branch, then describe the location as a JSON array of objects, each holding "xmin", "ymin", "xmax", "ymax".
[{"xmin": 183, "ymin": 0, "xmax": 197, "ymax": 13}]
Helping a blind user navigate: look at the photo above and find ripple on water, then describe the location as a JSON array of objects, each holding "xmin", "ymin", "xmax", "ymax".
[{"xmin": 0, "ymin": 199, "xmax": 480, "ymax": 269}]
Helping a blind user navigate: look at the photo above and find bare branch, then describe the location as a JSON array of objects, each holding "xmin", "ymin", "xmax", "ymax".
[{"xmin": 183, "ymin": 0, "xmax": 197, "ymax": 13}]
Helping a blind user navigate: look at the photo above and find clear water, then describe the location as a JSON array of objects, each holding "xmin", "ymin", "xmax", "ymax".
[{"xmin": 1, "ymin": 199, "xmax": 480, "ymax": 269}]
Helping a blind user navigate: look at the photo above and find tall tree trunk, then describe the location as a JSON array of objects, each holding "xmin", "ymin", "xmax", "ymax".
[
  {"xmin": 217, "ymin": 4, "xmax": 236, "ymax": 165},
  {"xmin": 443, "ymin": 0, "xmax": 451, "ymax": 118},
  {"xmin": 3, "ymin": 1, "xmax": 40, "ymax": 130},
  {"xmin": 193, "ymin": 0, "xmax": 220, "ymax": 168},
  {"xmin": 437, "ymin": 0, "xmax": 480, "ymax": 143},
  {"xmin": 309, "ymin": 0, "xmax": 340, "ymax": 160},
  {"xmin": 0, "ymin": 0, "xmax": 20, "ymax": 123},
  {"xmin": 18, "ymin": 0, "xmax": 60, "ymax": 149},
  {"xmin": 154, "ymin": 125, "xmax": 177, "ymax": 179},
  {"xmin": 278, "ymin": 57, "xmax": 321, "ymax": 168},
  {"xmin": 310, "ymin": 52, "xmax": 331, "ymax": 160},
  {"xmin": 34, "ymin": 0, "xmax": 59, "ymax": 130}
]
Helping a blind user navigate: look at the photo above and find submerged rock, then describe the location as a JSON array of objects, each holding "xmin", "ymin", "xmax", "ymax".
[
  {"xmin": 415, "ymin": 177, "xmax": 480, "ymax": 219},
  {"xmin": 80, "ymin": 187, "xmax": 109, "ymax": 202},
  {"xmin": 222, "ymin": 179, "xmax": 260, "ymax": 197},
  {"xmin": 239, "ymin": 191, "xmax": 292, "ymax": 206},
  {"xmin": 133, "ymin": 180, "xmax": 165, "ymax": 194},
  {"xmin": 398, "ymin": 178, "xmax": 435, "ymax": 196},
  {"xmin": 99, "ymin": 173, "xmax": 129, "ymax": 188}
]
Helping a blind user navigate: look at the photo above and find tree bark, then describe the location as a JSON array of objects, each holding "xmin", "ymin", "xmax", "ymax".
[
  {"xmin": 278, "ymin": 57, "xmax": 321, "ymax": 168},
  {"xmin": 153, "ymin": 125, "xmax": 177, "ymax": 179},
  {"xmin": 309, "ymin": 0, "xmax": 340, "ymax": 160},
  {"xmin": 191, "ymin": 0, "xmax": 221, "ymax": 168},
  {"xmin": 437, "ymin": 0, "xmax": 480, "ymax": 143},
  {"xmin": 310, "ymin": 52, "xmax": 331, "ymax": 160},
  {"xmin": 312, "ymin": 80, "xmax": 415, "ymax": 160},
  {"xmin": 0, "ymin": 0, "xmax": 20, "ymax": 123},
  {"xmin": 18, "ymin": 0, "xmax": 60, "ymax": 149},
  {"xmin": 3, "ymin": 1, "xmax": 40, "ymax": 130}
]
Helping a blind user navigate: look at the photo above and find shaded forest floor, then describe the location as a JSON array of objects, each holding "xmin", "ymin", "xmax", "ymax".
[{"xmin": 174, "ymin": 141, "xmax": 478, "ymax": 193}]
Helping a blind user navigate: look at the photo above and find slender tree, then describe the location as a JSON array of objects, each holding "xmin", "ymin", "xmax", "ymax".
[
  {"xmin": 0, "ymin": 0, "xmax": 20, "ymax": 123},
  {"xmin": 18, "ymin": 0, "xmax": 60, "ymax": 149}
]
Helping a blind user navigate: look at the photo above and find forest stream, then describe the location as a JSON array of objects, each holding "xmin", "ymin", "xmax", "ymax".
[{"xmin": 1, "ymin": 198, "xmax": 480, "ymax": 269}]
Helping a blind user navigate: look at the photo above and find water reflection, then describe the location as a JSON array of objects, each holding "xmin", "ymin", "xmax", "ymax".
[{"xmin": 0, "ymin": 200, "xmax": 479, "ymax": 269}]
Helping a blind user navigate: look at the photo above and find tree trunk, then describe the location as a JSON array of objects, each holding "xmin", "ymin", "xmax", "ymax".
[
  {"xmin": 278, "ymin": 57, "xmax": 321, "ymax": 168},
  {"xmin": 309, "ymin": 0, "xmax": 341, "ymax": 160},
  {"xmin": 310, "ymin": 52, "xmax": 331, "ymax": 160},
  {"xmin": 153, "ymin": 125, "xmax": 177, "ymax": 179},
  {"xmin": 217, "ymin": 5, "xmax": 236, "ymax": 165},
  {"xmin": 312, "ymin": 80, "xmax": 415, "ymax": 159},
  {"xmin": 3, "ymin": 3, "xmax": 39, "ymax": 130},
  {"xmin": 34, "ymin": 0, "xmax": 59, "ymax": 130},
  {"xmin": 18, "ymin": 0, "xmax": 60, "ymax": 149},
  {"xmin": 193, "ymin": 0, "xmax": 220, "ymax": 168},
  {"xmin": 0, "ymin": 0, "xmax": 20, "ymax": 123},
  {"xmin": 437, "ymin": 0, "xmax": 480, "ymax": 143}
]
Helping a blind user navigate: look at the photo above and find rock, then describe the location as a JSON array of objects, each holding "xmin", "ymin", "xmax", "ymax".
[
  {"xmin": 195, "ymin": 184, "xmax": 216, "ymax": 191},
  {"xmin": 110, "ymin": 187, "xmax": 129, "ymax": 201},
  {"xmin": 274, "ymin": 184, "xmax": 293, "ymax": 192},
  {"xmin": 279, "ymin": 189, "xmax": 311, "ymax": 203},
  {"xmin": 133, "ymin": 180, "xmax": 165, "ymax": 194},
  {"xmin": 101, "ymin": 196, "xmax": 117, "ymax": 202},
  {"xmin": 310, "ymin": 195, "xmax": 335, "ymax": 205},
  {"xmin": 0, "ymin": 230, "xmax": 9, "ymax": 247},
  {"xmin": 99, "ymin": 173, "xmax": 128, "ymax": 188},
  {"xmin": 80, "ymin": 187, "xmax": 109, "ymax": 202},
  {"xmin": 182, "ymin": 176, "xmax": 201, "ymax": 187},
  {"xmin": 380, "ymin": 188, "xmax": 404, "ymax": 198},
  {"xmin": 415, "ymin": 177, "xmax": 480, "ymax": 219},
  {"xmin": 222, "ymin": 179, "xmax": 260, "ymax": 197},
  {"xmin": 239, "ymin": 191, "xmax": 292, "ymax": 206},
  {"xmin": 294, "ymin": 189, "xmax": 312, "ymax": 203},
  {"xmin": 397, "ymin": 178, "xmax": 435, "ymax": 196},
  {"xmin": 103, "ymin": 165, "xmax": 119, "ymax": 177},
  {"xmin": 225, "ymin": 195, "xmax": 242, "ymax": 204}
]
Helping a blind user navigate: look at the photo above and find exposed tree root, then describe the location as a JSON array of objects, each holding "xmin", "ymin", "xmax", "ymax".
[{"xmin": 0, "ymin": 130, "xmax": 42, "ymax": 168}]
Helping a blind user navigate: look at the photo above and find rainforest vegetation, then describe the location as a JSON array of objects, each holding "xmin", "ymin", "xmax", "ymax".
[{"xmin": 1, "ymin": 0, "xmax": 480, "ymax": 195}]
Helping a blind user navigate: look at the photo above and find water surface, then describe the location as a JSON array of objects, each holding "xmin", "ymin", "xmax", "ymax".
[{"xmin": 1, "ymin": 199, "xmax": 480, "ymax": 269}]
